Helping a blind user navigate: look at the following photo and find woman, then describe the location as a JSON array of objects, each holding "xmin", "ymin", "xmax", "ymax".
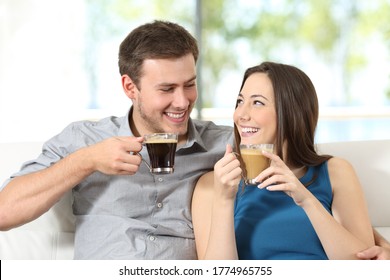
[{"xmin": 192, "ymin": 61, "xmax": 375, "ymax": 259}]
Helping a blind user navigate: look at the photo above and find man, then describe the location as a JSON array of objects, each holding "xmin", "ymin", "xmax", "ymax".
[{"xmin": 0, "ymin": 20, "xmax": 233, "ymax": 259}]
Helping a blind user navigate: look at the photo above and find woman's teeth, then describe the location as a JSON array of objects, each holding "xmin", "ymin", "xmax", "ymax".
[{"xmin": 242, "ymin": 127, "xmax": 259, "ymax": 133}]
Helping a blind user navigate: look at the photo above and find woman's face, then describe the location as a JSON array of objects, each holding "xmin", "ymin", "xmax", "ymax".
[{"xmin": 234, "ymin": 72, "xmax": 277, "ymax": 145}]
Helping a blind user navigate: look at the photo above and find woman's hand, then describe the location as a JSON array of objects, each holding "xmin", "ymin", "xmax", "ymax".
[
  {"xmin": 213, "ymin": 144, "xmax": 242, "ymax": 201},
  {"xmin": 255, "ymin": 150, "xmax": 313, "ymax": 207}
]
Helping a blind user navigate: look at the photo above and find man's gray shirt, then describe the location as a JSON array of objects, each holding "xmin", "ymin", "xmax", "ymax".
[{"xmin": 1, "ymin": 110, "xmax": 233, "ymax": 259}]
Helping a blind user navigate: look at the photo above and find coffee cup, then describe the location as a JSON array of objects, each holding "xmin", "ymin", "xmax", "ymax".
[
  {"xmin": 240, "ymin": 143, "xmax": 274, "ymax": 185},
  {"xmin": 143, "ymin": 133, "xmax": 178, "ymax": 174}
]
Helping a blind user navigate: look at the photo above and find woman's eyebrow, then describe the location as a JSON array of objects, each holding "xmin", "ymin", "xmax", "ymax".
[
  {"xmin": 238, "ymin": 93, "xmax": 269, "ymax": 101},
  {"xmin": 251, "ymin": 94, "xmax": 269, "ymax": 101}
]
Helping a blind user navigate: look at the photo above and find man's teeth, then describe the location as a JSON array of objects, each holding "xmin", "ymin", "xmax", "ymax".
[
  {"xmin": 166, "ymin": 112, "xmax": 185, "ymax": 118},
  {"xmin": 242, "ymin": 127, "xmax": 259, "ymax": 133}
]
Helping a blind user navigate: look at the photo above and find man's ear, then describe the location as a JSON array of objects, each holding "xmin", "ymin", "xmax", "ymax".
[{"xmin": 122, "ymin": 74, "xmax": 137, "ymax": 99}]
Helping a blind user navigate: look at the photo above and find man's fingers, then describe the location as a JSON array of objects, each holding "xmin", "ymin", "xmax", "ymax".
[{"xmin": 357, "ymin": 246, "xmax": 380, "ymax": 260}]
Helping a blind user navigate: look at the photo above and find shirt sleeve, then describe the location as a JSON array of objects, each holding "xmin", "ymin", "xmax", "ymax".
[{"xmin": 0, "ymin": 122, "xmax": 81, "ymax": 190}]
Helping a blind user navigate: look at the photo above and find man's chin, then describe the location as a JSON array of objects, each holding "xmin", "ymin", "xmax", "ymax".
[{"xmin": 169, "ymin": 125, "xmax": 188, "ymax": 136}]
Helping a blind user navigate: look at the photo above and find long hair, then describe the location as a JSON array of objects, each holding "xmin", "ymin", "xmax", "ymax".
[
  {"xmin": 118, "ymin": 20, "xmax": 199, "ymax": 89},
  {"xmin": 234, "ymin": 61, "xmax": 331, "ymax": 170}
]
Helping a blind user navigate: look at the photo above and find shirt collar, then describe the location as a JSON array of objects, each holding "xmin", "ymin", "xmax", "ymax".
[
  {"xmin": 118, "ymin": 108, "xmax": 133, "ymax": 137},
  {"xmin": 181, "ymin": 118, "xmax": 207, "ymax": 152}
]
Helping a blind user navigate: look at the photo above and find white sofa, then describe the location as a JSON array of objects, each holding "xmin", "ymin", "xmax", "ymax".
[{"xmin": 0, "ymin": 139, "xmax": 389, "ymax": 259}]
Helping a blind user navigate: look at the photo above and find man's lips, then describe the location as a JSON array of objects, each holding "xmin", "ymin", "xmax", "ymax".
[
  {"xmin": 165, "ymin": 111, "xmax": 186, "ymax": 122},
  {"xmin": 166, "ymin": 112, "xmax": 186, "ymax": 118}
]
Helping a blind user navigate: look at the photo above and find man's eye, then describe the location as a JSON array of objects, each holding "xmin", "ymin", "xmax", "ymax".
[
  {"xmin": 161, "ymin": 87, "xmax": 174, "ymax": 92},
  {"xmin": 185, "ymin": 83, "xmax": 196, "ymax": 88}
]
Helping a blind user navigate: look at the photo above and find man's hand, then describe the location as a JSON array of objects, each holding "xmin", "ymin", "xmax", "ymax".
[
  {"xmin": 86, "ymin": 136, "xmax": 144, "ymax": 175},
  {"xmin": 357, "ymin": 245, "xmax": 390, "ymax": 260}
]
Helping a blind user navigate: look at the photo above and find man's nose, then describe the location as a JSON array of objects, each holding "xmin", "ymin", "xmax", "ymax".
[{"xmin": 172, "ymin": 88, "xmax": 190, "ymax": 108}]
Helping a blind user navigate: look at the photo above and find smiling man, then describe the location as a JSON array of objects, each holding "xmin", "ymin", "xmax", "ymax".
[{"xmin": 0, "ymin": 20, "xmax": 233, "ymax": 259}]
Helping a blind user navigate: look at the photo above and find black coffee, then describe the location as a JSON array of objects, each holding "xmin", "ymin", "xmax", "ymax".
[{"xmin": 145, "ymin": 140, "xmax": 177, "ymax": 173}]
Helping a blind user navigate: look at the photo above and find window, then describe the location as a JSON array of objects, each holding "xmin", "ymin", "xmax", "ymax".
[{"xmin": 1, "ymin": 0, "xmax": 389, "ymax": 143}]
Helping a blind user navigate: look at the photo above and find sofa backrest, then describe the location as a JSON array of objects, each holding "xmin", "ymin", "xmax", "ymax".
[
  {"xmin": 0, "ymin": 140, "xmax": 389, "ymax": 259},
  {"xmin": 316, "ymin": 139, "xmax": 390, "ymax": 241}
]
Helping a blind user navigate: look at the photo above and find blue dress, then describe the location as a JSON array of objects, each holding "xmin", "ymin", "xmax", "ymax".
[{"xmin": 234, "ymin": 162, "xmax": 332, "ymax": 260}]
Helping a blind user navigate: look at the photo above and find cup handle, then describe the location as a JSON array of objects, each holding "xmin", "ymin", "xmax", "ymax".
[
  {"xmin": 132, "ymin": 152, "xmax": 151, "ymax": 172},
  {"xmin": 141, "ymin": 158, "xmax": 151, "ymax": 172}
]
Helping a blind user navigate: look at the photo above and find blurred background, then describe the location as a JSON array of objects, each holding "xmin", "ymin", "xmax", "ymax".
[{"xmin": 1, "ymin": 0, "xmax": 389, "ymax": 143}]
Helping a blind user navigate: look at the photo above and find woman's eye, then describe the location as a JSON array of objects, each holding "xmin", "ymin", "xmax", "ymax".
[
  {"xmin": 236, "ymin": 99, "xmax": 243, "ymax": 106},
  {"xmin": 254, "ymin": 100, "xmax": 265, "ymax": 106}
]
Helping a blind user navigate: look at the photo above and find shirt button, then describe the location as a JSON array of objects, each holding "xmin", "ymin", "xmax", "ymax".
[
  {"xmin": 158, "ymin": 177, "xmax": 163, "ymax": 182},
  {"xmin": 157, "ymin": 202, "xmax": 163, "ymax": 208},
  {"xmin": 149, "ymin": 236, "xmax": 156, "ymax": 241}
]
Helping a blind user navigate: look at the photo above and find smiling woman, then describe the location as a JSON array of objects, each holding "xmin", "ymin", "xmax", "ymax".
[{"xmin": 192, "ymin": 61, "xmax": 377, "ymax": 260}]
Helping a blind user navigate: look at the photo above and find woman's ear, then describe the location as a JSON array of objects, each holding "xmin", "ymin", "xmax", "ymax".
[{"xmin": 121, "ymin": 74, "xmax": 137, "ymax": 99}]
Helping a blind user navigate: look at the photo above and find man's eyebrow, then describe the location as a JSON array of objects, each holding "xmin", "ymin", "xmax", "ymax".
[
  {"xmin": 185, "ymin": 75, "xmax": 197, "ymax": 83},
  {"xmin": 157, "ymin": 75, "xmax": 197, "ymax": 87}
]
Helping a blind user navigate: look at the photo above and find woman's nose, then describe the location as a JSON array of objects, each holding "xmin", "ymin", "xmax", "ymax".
[{"xmin": 236, "ymin": 106, "xmax": 250, "ymax": 121}]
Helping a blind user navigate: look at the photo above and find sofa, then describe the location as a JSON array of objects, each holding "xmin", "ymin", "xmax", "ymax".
[{"xmin": 0, "ymin": 139, "xmax": 389, "ymax": 259}]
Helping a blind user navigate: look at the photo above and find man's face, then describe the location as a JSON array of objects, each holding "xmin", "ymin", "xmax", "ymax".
[{"xmin": 130, "ymin": 54, "xmax": 197, "ymax": 143}]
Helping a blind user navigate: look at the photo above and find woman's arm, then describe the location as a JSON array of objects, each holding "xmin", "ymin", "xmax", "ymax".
[
  {"xmin": 296, "ymin": 157, "xmax": 374, "ymax": 259},
  {"xmin": 192, "ymin": 145, "xmax": 241, "ymax": 259},
  {"xmin": 320, "ymin": 157, "xmax": 375, "ymax": 258}
]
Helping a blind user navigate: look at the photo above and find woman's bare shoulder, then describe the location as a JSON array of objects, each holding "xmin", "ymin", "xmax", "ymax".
[
  {"xmin": 327, "ymin": 156, "xmax": 360, "ymax": 192},
  {"xmin": 195, "ymin": 171, "xmax": 215, "ymax": 191},
  {"xmin": 327, "ymin": 156, "xmax": 355, "ymax": 174}
]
